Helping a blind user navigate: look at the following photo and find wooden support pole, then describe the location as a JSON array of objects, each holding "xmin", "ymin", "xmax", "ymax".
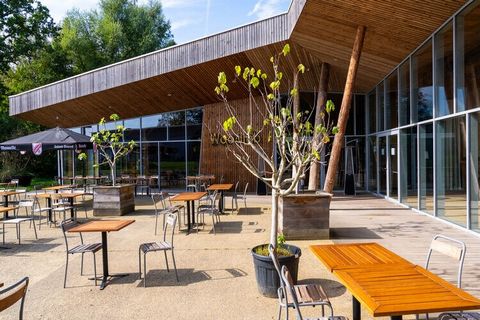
[
  {"xmin": 324, "ymin": 25, "xmax": 366, "ymax": 193},
  {"xmin": 308, "ymin": 62, "xmax": 330, "ymax": 190}
]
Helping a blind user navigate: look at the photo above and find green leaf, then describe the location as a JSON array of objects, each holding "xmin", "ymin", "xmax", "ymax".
[
  {"xmin": 269, "ymin": 81, "xmax": 280, "ymax": 90},
  {"xmin": 78, "ymin": 153, "xmax": 87, "ymax": 161},
  {"xmin": 277, "ymin": 72, "xmax": 283, "ymax": 80},
  {"xmin": 243, "ymin": 67, "xmax": 250, "ymax": 80},
  {"xmin": 263, "ymin": 119, "xmax": 269, "ymax": 126},
  {"xmin": 218, "ymin": 72, "xmax": 227, "ymax": 85},
  {"xmin": 332, "ymin": 126, "xmax": 339, "ymax": 134},
  {"xmin": 246, "ymin": 125, "xmax": 253, "ymax": 134},
  {"xmin": 235, "ymin": 65, "xmax": 241, "ymax": 76},
  {"xmin": 99, "ymin": 117, "xmax": 106, "ymax": 125},
  {"xmin": 223, "ymin": 116, "xmax": 236, "ymax": 131},
  {"xmin": 297, "ymin": 64, "xmax": 305, "ymax": 74},
  {"xmin": 267, "ymin": 93, "xmax": 275, "ymax": 100},
  {"xmin": 256, "ymin": 69, "xmax": 262, "ymax": 77},
  {"xmin": 249, "ymin": 68, "xmax": 255, "ymax": 76},
  {"xmin": 290, "ymin": 88, "xmax": 298, "ymax": 96},
  {"xmin": 261, "ymin": 73, "xmax": 267, "ymax": 80},
  {"xmin": 214, "ymin": 86, "xmax": 221, "ymax": 95},
  {"xmin": 220, "ymin": 84, "xmax": 229, "ymax": 92},
  {"xmin": 282, "ymin": 43, "xmax": 290, "ymax": 56},
  {"xmin": 326, "ymin": 99, "xmax": 335, "ymax": 113},
  {"xmin": 270, "ymin": 56, "xmax": 274, "ymax": 63},
  {"xmin": 322, "ymin": 135, "xmax": 330, "ymax": 144},
  {"xmin": 110, "ymin": 114, "xmax": 120, "ymax": 121},
  {"xmin": 250, "ymin": 77, "xmax": 260, "ymax": 88}
]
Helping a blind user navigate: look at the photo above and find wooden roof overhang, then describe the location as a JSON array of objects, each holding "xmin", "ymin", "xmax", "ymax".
[{"xmin": 9, "ymin": 0, "xmax": 468, "ymax": 128}]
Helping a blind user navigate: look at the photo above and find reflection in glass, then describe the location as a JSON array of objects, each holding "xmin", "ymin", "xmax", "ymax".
[
  {"xmin": 412, "ymin": 40, "xmax": 433, "ymax": 122},
  {"xmin": 470, "ymin": 112, "xmax": 480, "ymax": 230},
  {"xmin": 385, "ymin": 71, "xmax": 398, "ymax": 130},
  {"xmin": 142, "ymin": 143, "xmax": 158, "ymax": 176},
  {"xmin": 388, "ymin": 135, "xmax": 398, "ymax": 199},
  {"xmin": 368, "ymin": 90, "xmax": 376, "ymax": 134},
  {"xmin": 419, "ymin": 124, "xmax": 434, "ymax": 214},
  {"xmin": 368, "ymin": 136, "xmax": 377, "ymax": 192},
  {"xmin": 187, "ymin": 142, "xmax": 201, "ymax": 176},
  {"xmin": 355, "ymin": 95, "xmax": 365, "ymax": 135},
  {"xmin": 399, "ymin": 61, "xmax": 410, "ymax": 126},
  {"xmin": 379, "ymin": 136, "xmax": 387, "ymax": 195},
  {"xmin": 160, "ymin": 142, "xmax": 186, "ymax": 189},
  {"xmin": 187, "ymin": 109, "xmax": 203, "ymax": 139},
  {"xmin": 142, "ymin": 114, "xmax": 167, "ymax": 141},
  {"xmin": 435, "ymin": 22, "xmax": 454, "ymax": 116},
  {"xmin": 436, "ymin": 117, "xmax": 466, "ymax": 227},
  {"xmin": 400, "ymin": 127, "xmax": 417, "ymax": 207},
  {"xmin": 124, "ymin": 118, "xmax": 141, "ymax": 141},
  {"xmin": 168, "ymin": 111, "xmax": 185, "ymax": 140},
  {"xmin": 62, "ymin": 151, "xmax": 74, "ymax": 177},
  {"xmin": 456, "ymin": 1, "xmax": 480, "ymax": 111},
  {"xmin": 377, "ymin": 82, "xmax": 385, "ymax": 131},
  {"xmin": 117, "ymin": 145, "xmax": 140, "ymax": 176}
]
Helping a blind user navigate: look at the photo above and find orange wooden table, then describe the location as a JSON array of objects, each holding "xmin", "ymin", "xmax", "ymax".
[
  {"xmin": 42, "ymin": 185, "xmax": 74, "ymax": 193},
  {"xmin": 0, "ymin": 206, "xmax": 19, "ymax": 219},
  {"xmin": 0, "ymin": 191, "xmax": 23, "ymax": 209},
  {"xmin": 69, "ymin": 220, "xmax": 135, "ymax": 289},
  {"xmin": 207, "ymin": 183, "xmax": 233, "ymax": 213},
  {"xmin": 310, "ymin": 243, "xmax": 480, "ymax": 320},
  {"xmin": 170, "ymin": 192, "xmax": 206, "ymax": 234}
]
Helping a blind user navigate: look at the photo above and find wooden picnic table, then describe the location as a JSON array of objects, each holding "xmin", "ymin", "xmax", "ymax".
[
  {"xmin": 0, "ymin": 206, "xmax": 19, "ymax": 219},
  {"xmin": 170, "ymin": 192, "xmax": 206, "ymax": 234},
  {"xmin": 0, "ymin": 191, "xmax": 23, "ymax": 208},
  {"xmin": 68, "ymin": 219, "xmax": 135, "ymax": 290},
  {"xmin": 42, "ymin": 185, "xmax": 74, "ymax": 193},
  {"xmin": 207, "ymin": 183, "xmax": 233, "ymax": 213},
  {"xmin": 310, "ymin": 243, "xmax": 480, "ymax": 320},
  {"xmin": 36, "ymin": 192, "xmax": 87, "ymax": 221}
]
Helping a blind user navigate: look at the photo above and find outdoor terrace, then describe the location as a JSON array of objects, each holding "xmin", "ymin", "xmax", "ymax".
[{"xmin": 2, "ymin": 193, "xmax": 480, "ymax": 319}]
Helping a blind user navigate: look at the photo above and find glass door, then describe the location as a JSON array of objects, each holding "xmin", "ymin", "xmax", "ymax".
[
  {"xmin": 379, "ymin": 136, "xmax": 387, "ymax": 195},
  {"xmin": 378, "ymin": 132, "xmax": 399, "ymax": 199},
  {"xmin": 388, "ymin": 134, "xmax": 398, "ymax": 199}
]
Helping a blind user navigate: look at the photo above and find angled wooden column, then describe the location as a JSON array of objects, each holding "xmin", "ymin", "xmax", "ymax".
[
  {"xmin": 324, "ymin": 26, "xmax": 366, "ymax": 193},
  {"xmin": 308, "ymin": 62, "xmax": 330, "ymax": 190}
]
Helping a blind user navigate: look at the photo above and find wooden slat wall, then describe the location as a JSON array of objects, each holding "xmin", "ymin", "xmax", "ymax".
[{"xmin": 200, "ymin": 97, "xmax": 274, "ymax": 194}]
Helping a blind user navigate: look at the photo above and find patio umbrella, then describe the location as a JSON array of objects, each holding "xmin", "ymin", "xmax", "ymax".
[{"xmin": 0, "ymin": 127, "xmax": 93, "ymax": 155}]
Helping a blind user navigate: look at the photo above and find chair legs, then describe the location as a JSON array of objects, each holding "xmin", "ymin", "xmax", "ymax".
[
  {"xmin": 171, "ymin": 250, "xmax": 179, "ymax": 282},
  {"xmin": 64, "ymin": 254, "xmax": 69, "ymax": 288},
  {"xmin": 138, "ymin": 249, "xmax": 179, "ymax": 287},
  {"xmin": 64, "ymin": 252, "xmax": 98, "ymax": 288}
]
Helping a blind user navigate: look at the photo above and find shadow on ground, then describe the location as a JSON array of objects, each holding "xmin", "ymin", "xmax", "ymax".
[
  {"xmin": 298, "ymin": 278, "xmax": 347, "ymax": 298},
  {"xmin": 330, "ymin": 227, "xmax": 382, "ymax": 240},
  {"xmin": 139, "ymin": 268, "xmax": 248, "ymax": 287}
]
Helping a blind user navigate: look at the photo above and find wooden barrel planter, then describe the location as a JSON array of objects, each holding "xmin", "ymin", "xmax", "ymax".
[
  {"xmin": 93, "ymin": 184, "xmax": 135, "ymax": 216},
  {"xmin": 279, "ymin": 191, "xmax": 332, "ymax": 240}
]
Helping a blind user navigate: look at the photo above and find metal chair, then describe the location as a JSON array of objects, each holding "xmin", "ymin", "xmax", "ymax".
[
  {"xmin": 51, "ymin": 194, "xmax": 74, "ymax": 223},
  {"xmin": 1, "ymin": 207, "xmax": 37, "ymax": 245},
  {"xmin": 32, "ymin": 196, "xmax": 52, "ymax": 229},
  {"xmin": 0, "ymin": 277, "xmax": 29, "ymax": 319},
  {"xmin": 234, "ymin": 182, "xmax": 249, "ymax": 211},
  {"xmin": 229, "ymin": 181, "xmax": 240, "ymax": 211},
  {"xmin": 269, "ymin": 244, "xmax": 334, "ymax": 320},
  {"xmin": 281, "ymin": 266, "xmax": 347, "ymax": 320},
  {"xmin": 139, "ymin": 212, "xmax": 179, "ymax": 287},
  {"xmin": 438, "ymin": 313, "xmax": 480, "ymax": 320},
  {"xmin": 197, "ymin": 190, "xmax": 220, "ymax": 234},
  {"xmin": 60, "ymin": 219, "xmax": 101, "ymax": 288},
  {"xmin": 165, "ymin": 193, "xmax": 186, "ymax": 232},
  {"xmin": 152, "ymin": 193, "xmax": 173, "ymax": 235}
]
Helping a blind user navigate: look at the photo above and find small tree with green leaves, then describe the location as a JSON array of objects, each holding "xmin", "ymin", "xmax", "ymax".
[
  {"xmin": 216, "ymin": 44, "xmax": 337, "ymax": 250},
  {"xmin": 78, "ymin": 114, "xmax": 136, "ymax": 186}
]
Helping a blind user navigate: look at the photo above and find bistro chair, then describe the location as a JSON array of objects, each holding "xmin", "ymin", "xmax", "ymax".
[
  {"xmin": 1, "ymin": 207, "xmax": 37, "ymax": 245},
  {"xmin": 281, "ymin": 266, "xmax": 346, "ymax": 320},
  {"xmin": 0, "ymin": 277, "xmax": 29, "ymax": 320},
  {"xmin": 31, "ymin": 197, "xmax": 53, "ymax": 229},
  {"xmin": 51, "ymin": 194, "xmax": 74, "ymax": 223},
  {"xmin": 228, "ymin": 181, "xmax": 240, "ymax": 211},
  {"xmin": 60, "ymin": 219, "xmax": 101, "ymax": 288},
  {"xmin": 196, "ymin": 190, "xmax": 220, "ymax": 234},
  {"xmin": 152, "ymin": 193, "xmax": 172, "ymax": 235},
  {"xmin": 234, "ymin": 182, "xmax": 249, "ymax": 211},
  {"xmin": 269, "ymin": 244, "xmax": 334, "ymax": 320},
  {"xmin": 139, "ymin": 212, "xmax": 179, "ymax": 287},
  {"xmin": 165, "ymin": 193, "xmax": 186, "ymax": 231}
]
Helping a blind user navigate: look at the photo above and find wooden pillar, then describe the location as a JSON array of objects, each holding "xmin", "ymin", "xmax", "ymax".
[
  {"xmin": 324, "ymin": 26, "xmax": 366, "ymax": 193},
  {"xmin": 308, "ymin": 62, "xmax": 330, "ymax": 190}
]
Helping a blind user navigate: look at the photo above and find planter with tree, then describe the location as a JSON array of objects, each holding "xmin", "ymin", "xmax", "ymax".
[
  {"xmin": 215, "ymin": 44, "xmax": 337, "ymax": 297},
  {"xmin": 79, "ymin": 114, "xmax": 136, "ymax": 216}
]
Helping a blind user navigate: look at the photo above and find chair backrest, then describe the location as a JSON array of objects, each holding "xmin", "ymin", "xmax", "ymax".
[
  {"xmin": 0, "ymin": 277, "xmax": 29, "ymax": 318},
  {"xmin": 151, "ymin": 193, "xmax": 164, "ymax": 214},
  {"xmin": 186, "ymin": 184, "xmax": 197, "ymax": 192},
  {"xmin": 425, "ymin": 234, "xmax": 466, "ymax": 287},
  {"xmin": 234, "ymin": 181, "xmax": 240, "ymax": 195},
  {"xmin": 18, "ymin": 200, "xmax": 34, "ymax": 215},
  {"xmin": 60, "ymin": 218, "xmax": 83, "ymax": 252},
  {"xmin": 163, "ymin": 212, "xmax": 177, "ymax": 244},
  {"xmin": 243, "ymin": 182, "xmax": 249, "ymax": 196}
]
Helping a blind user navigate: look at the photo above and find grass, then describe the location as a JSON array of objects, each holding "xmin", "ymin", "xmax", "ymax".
[{"xmin": 27, "ymin": 177, "xmax": 56, "ymax": 191}]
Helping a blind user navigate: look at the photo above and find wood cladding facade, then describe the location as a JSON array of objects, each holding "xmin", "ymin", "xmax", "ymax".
[{"xmin": 200, "ymin": 97, "xmax": 273, "ymax": 194}]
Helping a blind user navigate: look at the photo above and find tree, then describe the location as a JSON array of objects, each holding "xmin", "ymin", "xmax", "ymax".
[
  {"xmin": 0, "ymin": 0, "xmax": 57, "ymax": 73},
  {"xmin": 59, "ymin": 0, "xmax": 175, "ymax": 73},
  {"xmin": 216, "ymin": 44, "xmax": 337, "ymax": 247}
]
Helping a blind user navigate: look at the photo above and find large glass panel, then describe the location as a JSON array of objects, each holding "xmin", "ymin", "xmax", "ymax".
[
  {"xmin": 400, "ymin": 127, "xmax": 418, "ymax": 208},
  {"xmin": 187, "ymin": 142, "xmax": 201, "ymax": 176},
  {"xmin": 160, "ymin": 142, "xmax": 186, "ymax": 190},
  {"xmin": 142, "ymin": 114, "xmax": 167, "ymax": 141},
  {"xmin": 470, "ymin": 112, "xmax": 480, "ymax": 230},
  {"xmin": 117, "ymin": 145, "xmax": 140, "ymax": 176},
  {"xmin": 385, "ymin": 71, "xmax": 398, "ymax": 130},
  {"xmin": 456, "ymin": 1, "xmax": 480, "ymax": 111},
  {"xmin": 436, "ymin": 117, "xmax": 467, "ymax": 227},
  {"xmin": 355, "ymin": 95, "xmax": 366, "ymax": 135},
  {"xmin": 74, "ymin": 150, "xmax": 94, "ymax": 177},
  {"xmin": 379, "ymin": 136, "xmax": 387, "ymax": 195},
  {"xmin": 62, "ymin": 151, "xmax": 74, "ymax": 177},
  {"xmin": 368, "ymin": 136, "xmax": 377, "ymax": 192},
  {"xmin": 142, "ymin": 143, "xmax": 158, "ymax": 176},
  {"xmin": 124, "ymin": 118, "xmax": 141, "ymax": 141},
  {"xmin": 412, "ymin": 40, "xmax": 433, "ymax": 122},
  {"xmin": 186, "ymin": 109, "xmax": 203, "ymax": 140},
  {"xmin": 346, "ymin": 137, "xmax": 366, "ymax": 190},
  {"xmin": 399, "ymin": 61, "xmax": 411, "ymax": 126},
  {"xmin": 435, "ymin": 22, "xmax": 454, "ymax": 116},
  {"xmin": 377, "ymin": 83, "xmax": 385, "ymax": 131},
  {"xmin": 167, "ymin": 111, "xmax": 186, "ymax": 140},
  {"xmin": 388, "ymin": 135, "xmax": 398, "ymax": 199},
  {"xmin": 419, "ymin": 123, "xmax": 434, "ymax": 214},
  {"xmin": 368, "ymin": 90, "xmax": 376, "ymax": 133}
]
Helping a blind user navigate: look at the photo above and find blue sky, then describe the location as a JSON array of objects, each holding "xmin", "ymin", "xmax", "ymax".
[{"xmin": 42, "ymin": 0, "xmax": 292, "ymax": 44}]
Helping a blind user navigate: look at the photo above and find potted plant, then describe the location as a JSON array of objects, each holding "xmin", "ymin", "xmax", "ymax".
[
  {"xmin": 215, "ymin": 44, "xmax": 337, "ymax": 297},
  {"xmin": 79, "ymin": 114, "xmax": 136, "ymax": 216}
]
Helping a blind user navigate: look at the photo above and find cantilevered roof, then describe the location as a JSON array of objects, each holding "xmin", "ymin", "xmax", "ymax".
[{"xmin": 9, "ymin": 0, "xmax": 468, "ymax": 127}]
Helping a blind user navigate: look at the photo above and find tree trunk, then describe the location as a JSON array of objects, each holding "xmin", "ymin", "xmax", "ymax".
[
  {"xmin": 270, "ymin": 189, "xmax": 279, "ymax": 247},
  {"xmin": 324, "ymin": 26, "xmax": 366, "ymax": 193},
  {"xmin": 308, "ymin": 62, "xmax": 330, "ymax": 190},
  {"xmin": 111, "ymin": 164, "xmax": 116, "ymax": 187},
  {"xmin": 292, "ymin": 74, "xmax": 300, "ymax": 193}
]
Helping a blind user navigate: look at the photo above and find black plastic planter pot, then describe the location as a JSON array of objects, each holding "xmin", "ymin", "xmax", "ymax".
[{"xmin": 251, "ymin": 244, "xmax": 301, "ymax": 298}]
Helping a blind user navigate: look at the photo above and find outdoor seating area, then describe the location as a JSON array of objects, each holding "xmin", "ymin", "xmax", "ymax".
[{"xmin": 2, "ymin": 193, "xmax": 480, "ymax": 319}]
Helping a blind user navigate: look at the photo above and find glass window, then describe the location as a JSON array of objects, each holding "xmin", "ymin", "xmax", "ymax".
[
  {"xmin": 419, "ymin": 123, "xmax": 434, "ymax": 214},
  {"xmin": 412, "ymin": 40, "xmax": 433, "ymax": 122},
  {"xmin": 385, "ymin": 71, "xmax": 398, "ymax": 129},
  {"xmin": 388, "ymin": 134, "xmax": 398, "ymax": 199},
  {"xmin": 75, "ymin": 150, "xmax": 95, "ymax": 177},
  {"xmin": 379, "ymin": 136, "xmax": 387, "ymax": 195},
  {"xmin": 187, "ymin": 142, "xmax": 201, "ymax": 176},
  {"xmin": 167, "ymin": 111, "xmax": 186, "ymax": 140},
  {"xmin": 456, "ymin": 1, "xmax": 480, "ymax": 111},
  {"xmin": 368, "ymin": 90, "xmax": 376, "ymax": 133},
  {"xmin": 400, "ymin": 127, "xmax": 417, "ymax": 208},
  {"xmin": 399, "ymin": 60, "xmax": 411, "ymax": 126},
  {"xmin": 142, "ymin": 114, "xmax": 167, "ymax": 141},
  {"xmin": 368, "ymin": 136, "xmax": 377, "ymax": 192},
  {"xmin": 470, "ymin": 112, "xmax": 480, "ymax": 231},
  {"xmin": 160, "ymin": 142, "xmax": 186, "ymax": 189},
  {"xmin": 142, "ymin": 143, "xmax": 158, "ymax": 176},
  {"xmin": 187, "ymin": 109, "xmax": 203, "ymax": 140},
  {"xmin": 116, "ymin": 145, "xmax": 140, "ymax": 176},
  {"xmin": 435, "ymin": 22, "xmax": 454, "ymax": 116},
  {"xmin": 62, "ymin": 151, "xmax": 74, "ymax": 177},
  {"xmin": 377, "ymin": 82, "xmax": 385, "ymax": 131},
  {"xmin": 124, "ymin": 118, "xmax": 141, "ymax": 141},
  {"xmin": 84, "ymin": 126, "xmax": 96, "ymax": 136},
  {"xmin": 436, "ymin": 116, "xmax": 467, "ymax": 227},
  {"xmin": 355, "ymin": 95, "xmax": 366, "ymax": 135}
]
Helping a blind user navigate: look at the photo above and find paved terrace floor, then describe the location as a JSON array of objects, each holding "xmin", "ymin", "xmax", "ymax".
[{"xmin": 2, "ymin": 193, "xmax": 480, "ymax": 319}]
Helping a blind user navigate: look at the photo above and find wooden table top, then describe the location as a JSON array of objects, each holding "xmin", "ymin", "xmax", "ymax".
[
  {"xmin": 0, "ymin": 191, "xmax": 23, "ymax": 197},
  {"xmin": 68, "ymin": 220, "xmax": 135, "ymax": 233},
  {"xmin": 0, "ymin": 206, "xmax": 19, "ymax": 213},
  {"xmin": 334, "ymin": 265, "xmax": 480, "ymax": 316},
  {"xmin": 58, "ymin": 193, "xmax": 87, "ymax": 198},
  {"xmin": 170, "ymin": 192, "xmax": 207, "ymax": 201},
  {"xmin": 42, "ymin": 185, "xmax": 74, "ymax": 191},
  {"xmin": 186, "ymin": 175, "xmax": 215, "ymax": 181},
  {"xmin": 207, "ymin": 184, "xmax": 234, "ymax": 191},
  {"xmin": 310, "ymin": 243, "xmax": 413, "ymax": 272}
]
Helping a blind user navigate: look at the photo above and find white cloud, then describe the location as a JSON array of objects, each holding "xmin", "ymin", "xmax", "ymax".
[
  {"xmin": 248, "ymin": 0, "xmax": 287, "ymax": 20},
  {"xmin": 171, "ymin": 18, "xmax": 194, "ymax": 31},
  {"xmin": 160, "ymin": 0, "xmax": 203, "ymax": 9}
]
